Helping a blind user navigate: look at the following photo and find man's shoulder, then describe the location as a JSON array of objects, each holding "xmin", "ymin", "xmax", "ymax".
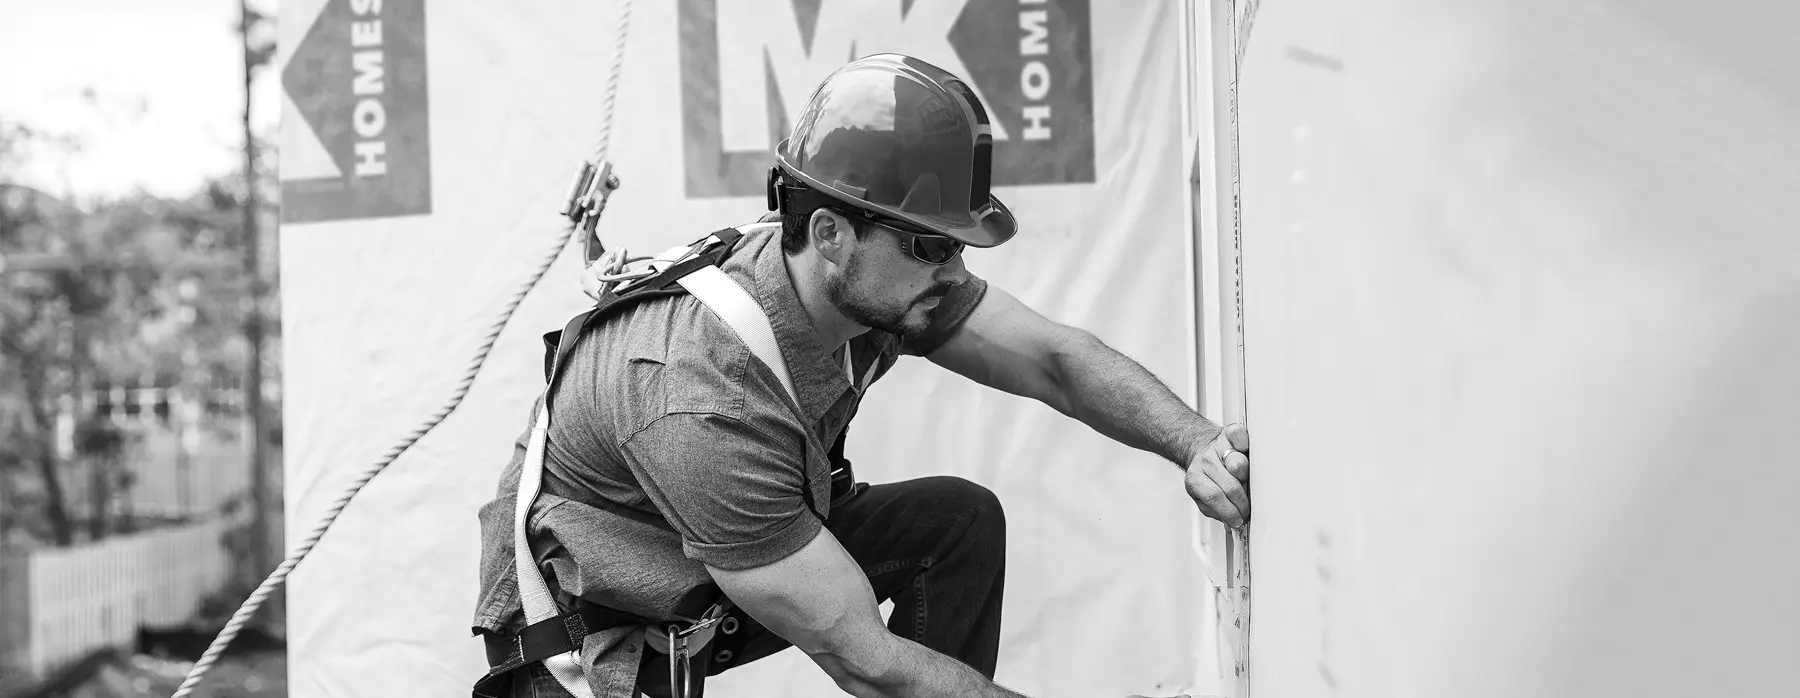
[
  {"xmin": 587, "ymin": 291, "xmax": 754, "ymax": 417},
  {"xmin": 576, "ymin": 222, "xmax": 792, "ymax": 420}
]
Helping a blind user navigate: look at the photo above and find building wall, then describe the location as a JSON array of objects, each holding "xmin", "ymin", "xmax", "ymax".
[{"xmin": 1233, "ymin": 1, "xmax": 1800, "ymax": 696}]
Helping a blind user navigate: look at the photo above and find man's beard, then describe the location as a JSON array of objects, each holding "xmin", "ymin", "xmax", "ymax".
[{"xmin": 826, "ymin": 252, "xmax": 948, "ymax": 338}]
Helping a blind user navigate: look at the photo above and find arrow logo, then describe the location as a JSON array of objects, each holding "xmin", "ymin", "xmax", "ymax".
[{"xmin": 281, "ymin": 0, "xmax": 432, "ymax": 223}]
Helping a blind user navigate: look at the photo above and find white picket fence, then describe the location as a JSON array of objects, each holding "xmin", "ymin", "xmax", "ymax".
[{"xmin": 21, "ymin": 519, "xmax": 231, "ymax": 676}]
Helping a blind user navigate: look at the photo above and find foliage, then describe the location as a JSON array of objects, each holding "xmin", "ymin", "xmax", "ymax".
[{"xmin": 0, "ymin": 123, "xmax": 281, "ymax": 547}]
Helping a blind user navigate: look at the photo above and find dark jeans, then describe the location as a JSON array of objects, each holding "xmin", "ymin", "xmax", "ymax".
[{"xmin": 634, "ymin": 474, "xmax": 1008, "ymax": 697}]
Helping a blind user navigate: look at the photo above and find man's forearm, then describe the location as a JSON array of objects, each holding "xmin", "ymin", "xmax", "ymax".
[
  {"xmin": 1050, "ymin": 331, "xmax": 1222, "ymax": 468},
  {"xmin": 821, "ymin": 634, "xmax": 1028, "ymax": 698}
]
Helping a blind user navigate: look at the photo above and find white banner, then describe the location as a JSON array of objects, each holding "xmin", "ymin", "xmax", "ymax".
[{"xmin": 277, "ymin": 1, "xmax": 1214, "ymax": 696}]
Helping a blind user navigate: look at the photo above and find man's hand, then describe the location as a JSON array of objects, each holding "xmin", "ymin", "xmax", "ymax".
[{"xmin": 1185, "ymin": 423, "xmax": 1250, "ymax": 528}]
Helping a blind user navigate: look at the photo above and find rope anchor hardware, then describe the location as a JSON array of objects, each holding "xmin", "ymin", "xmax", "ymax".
[{"xmin": 562, "ymin": 159, "xmax": 623, "ymax": 263}]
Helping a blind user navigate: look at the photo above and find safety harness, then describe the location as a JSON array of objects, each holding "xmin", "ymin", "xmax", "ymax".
[{"xmin": 472, "ymin": 224, "xmax": 856, "ymax": 698}]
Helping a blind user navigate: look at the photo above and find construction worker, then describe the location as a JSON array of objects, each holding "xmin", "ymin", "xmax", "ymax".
[{"xmin": 472, "ymin": 54, "xmax": 1251, "ymax": 698}]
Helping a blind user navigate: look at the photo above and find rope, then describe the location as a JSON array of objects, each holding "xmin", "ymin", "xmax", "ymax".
[
  {"xmin": 590, "ymin": 0, "xmax": 634, "ymax": 165},
  {"xmin": 170, "ymin": 2, "xmax": 634, "ymax": 695}
]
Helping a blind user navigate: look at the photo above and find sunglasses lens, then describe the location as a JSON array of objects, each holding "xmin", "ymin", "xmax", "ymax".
[{"xmin": 913, "ymin": 236, "xmax": 962, "ymax": 264}]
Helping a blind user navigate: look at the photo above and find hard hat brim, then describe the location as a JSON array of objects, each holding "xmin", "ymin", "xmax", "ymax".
[{"xmin": 776, "ymin": 155, "xmax": 1018, "ymax": 249}]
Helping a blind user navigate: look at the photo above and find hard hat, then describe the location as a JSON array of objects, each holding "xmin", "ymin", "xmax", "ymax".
[{"xmin": 767, "ymin": 53, "xmax": 1017, "ymax": 248}]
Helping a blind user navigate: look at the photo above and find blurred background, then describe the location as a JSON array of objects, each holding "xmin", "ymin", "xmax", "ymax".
[{"xmin": 1, "ymin": 1, "xmax": 288, "ymax": 695}]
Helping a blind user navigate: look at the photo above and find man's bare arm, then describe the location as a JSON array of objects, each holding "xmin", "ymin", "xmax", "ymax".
[
  {"xmin": 927, "ymin": 285, "xmax": 1249, "ymax": 525},
  {"xmin": 928, "ymin": 285, "xmax": 1220, "ymax": 464},
  {"xmin": 707, "ymin": 527, "xmax": 1028, "ymax": 698}
]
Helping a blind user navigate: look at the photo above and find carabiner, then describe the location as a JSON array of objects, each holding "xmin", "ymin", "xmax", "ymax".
[{"xmin": 665, "ymin": 623, "xmax": 692, "ymax": 698}]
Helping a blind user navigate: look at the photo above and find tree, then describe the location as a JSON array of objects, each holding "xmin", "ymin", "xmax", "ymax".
[
  {"xmin": 238, "ymin": 0, "xmax": 279, "ymax": 586},
  {"xmin": 0, "ymin": 131, "xmax": 88, "ymax": 545},
  {"xmin": 0, "ymin": 121, "xmax": 280, "ymax": 547}
]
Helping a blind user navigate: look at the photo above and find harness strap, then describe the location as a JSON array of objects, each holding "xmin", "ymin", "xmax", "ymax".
[
  {"xmin": 481, "ymin": 603, "xmax": 653, "ymax": 672},
  {"xmin": 675, "ymin": 265, "xmax": 803, "ymax": 412},
  {"xmin": 512, "ymin": 409, "xmax": 593, "ymax": 695}
]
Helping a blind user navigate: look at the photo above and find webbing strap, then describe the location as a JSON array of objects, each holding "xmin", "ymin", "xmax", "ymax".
[
  {"xmin": 514, "ymin": 405, "xmax": 592, "ymax": 695},
  {"xmin": 483, "ymin": 603, "xmax": 652, "ymax": 672}
]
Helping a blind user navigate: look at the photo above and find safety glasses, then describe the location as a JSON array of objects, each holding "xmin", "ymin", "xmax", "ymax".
[{"xmin": 877, "ymin": 219, "xmax": 965, "ymax": 265}]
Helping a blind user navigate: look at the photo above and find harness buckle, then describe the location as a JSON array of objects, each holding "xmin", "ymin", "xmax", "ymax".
[{"xmin": 606, "ymin": 236, "xmax": 719, "ymax": 296}]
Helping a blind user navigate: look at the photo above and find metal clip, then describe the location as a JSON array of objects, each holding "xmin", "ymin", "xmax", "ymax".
[
  {"xmin": 667, "ymin": 623, "xmax": 692, "ymax": 698},
  {"xmin": 559, "ymin": 161, "xmax": 597, "ymax": 220},
  {"xmin": 558, "ymin": 159, "xmax": 622, "ymax": 264},
  {"xmin": 594, "ymin": 264, "xmax": 658, "ymax": 285},
  {"xmin": 675, "ymin": 603, "xmax": 727, "ymax": 640},
  {"xmin": 644, "ymin": 601, "xmax": 731, "ymax": 698}
]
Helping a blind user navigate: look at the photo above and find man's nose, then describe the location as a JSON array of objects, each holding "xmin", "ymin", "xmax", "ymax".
[{"xmin": 935, "ymin": 254, "xmax": 971, "ymax": 287}]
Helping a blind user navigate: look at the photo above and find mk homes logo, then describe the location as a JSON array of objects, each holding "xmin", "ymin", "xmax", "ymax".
[
  {"xmin": 678, "ymin": 0, "xmax": 1095, "ymax": 199},
  {"xmin": 281, "ymin": 0, "xmax": 430, "ymax": 223}
]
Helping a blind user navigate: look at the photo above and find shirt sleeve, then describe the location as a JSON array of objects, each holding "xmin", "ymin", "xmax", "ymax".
[
  {"xmin": 617, "ymin": 411, "xmax": 822, "ymax": 570},
  {"xmin": 901, "ymin": 274, "xmax": 989, "ymax": 356}
]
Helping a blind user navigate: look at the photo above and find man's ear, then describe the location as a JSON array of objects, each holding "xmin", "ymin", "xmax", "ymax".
[{"xmin": 809, "ymin": 208, "xmax": 854, "ymax": 265}]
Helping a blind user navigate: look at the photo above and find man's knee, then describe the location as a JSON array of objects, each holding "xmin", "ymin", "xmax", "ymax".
[{"xmin": 917, "ymin": 476, "xmax": 1006, "ymax": 548}]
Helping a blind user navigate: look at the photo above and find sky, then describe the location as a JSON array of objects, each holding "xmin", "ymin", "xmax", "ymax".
[{"xmin": 0, "ymin": 0, "xmax": 282, "ymax": 203}]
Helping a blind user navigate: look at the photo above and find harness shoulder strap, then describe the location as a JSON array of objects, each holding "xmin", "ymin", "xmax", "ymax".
[{"xmin": 674, "ymin": 265, "xmax": 801, "ymax": 412}]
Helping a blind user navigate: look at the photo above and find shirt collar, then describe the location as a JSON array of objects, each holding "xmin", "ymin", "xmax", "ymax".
[{"xmin": 729, "ymin": 225, "xmax": 853, "ymax": 423}]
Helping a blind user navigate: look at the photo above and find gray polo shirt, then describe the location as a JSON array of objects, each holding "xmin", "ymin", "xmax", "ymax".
[{"xmin": 471, "ymin": 224, "xmax": 986, "ymax": 696}]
